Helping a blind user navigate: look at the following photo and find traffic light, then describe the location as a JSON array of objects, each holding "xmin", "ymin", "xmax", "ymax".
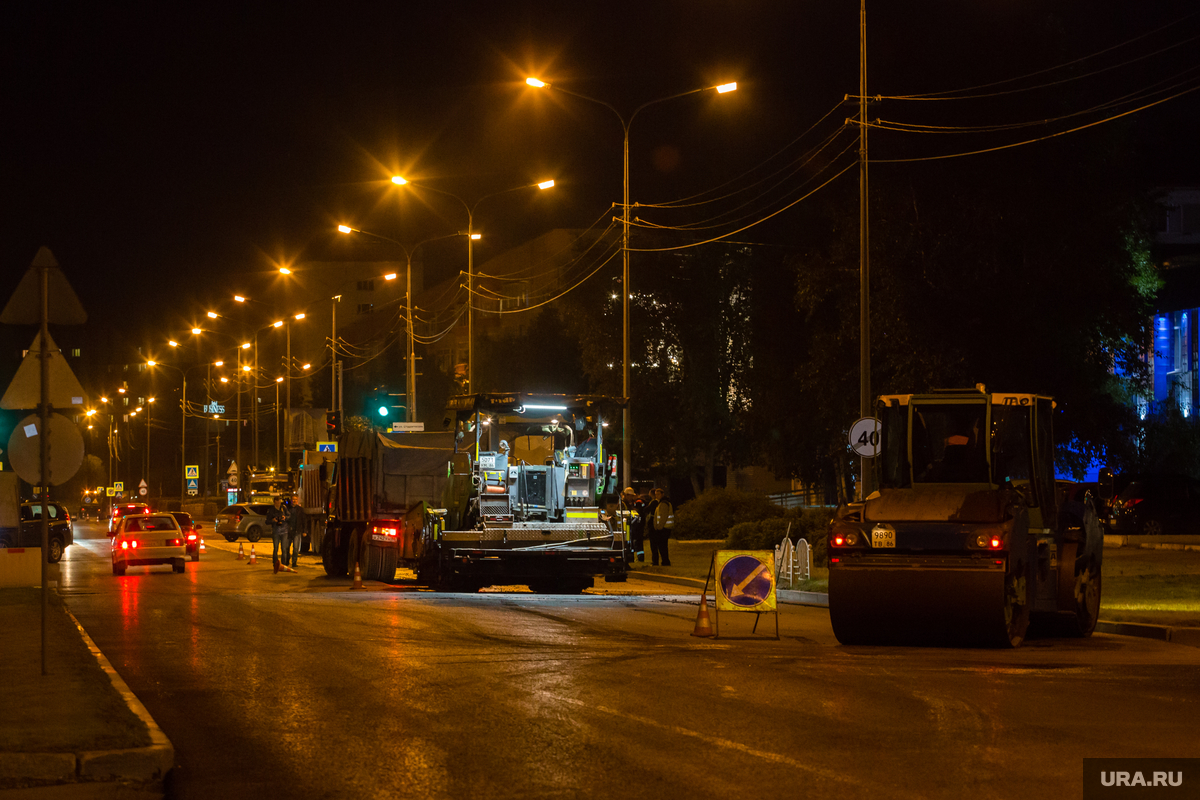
[{"xmin": 325, "ymin": 410, "xmax": 341, "ymax": 437}]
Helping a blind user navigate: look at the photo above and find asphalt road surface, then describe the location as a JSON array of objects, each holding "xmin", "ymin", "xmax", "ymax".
[{"xmin": 58, "ymin": 520, "xmax": 1200, "ymax": 800}]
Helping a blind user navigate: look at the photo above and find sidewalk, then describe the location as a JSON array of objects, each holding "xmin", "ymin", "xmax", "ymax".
[{"xmin": 0, "ymin": 588, "xmax": 172, "ymax": 794}]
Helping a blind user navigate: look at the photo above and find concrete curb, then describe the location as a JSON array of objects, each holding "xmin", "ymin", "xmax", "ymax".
[
  {"xmin": 0, "ymin": 609, "xmax": 174, "ymax": 791},
  {"xmin": 1103, "ymin": 534, "xmax": 1200, "ymax": 551}
]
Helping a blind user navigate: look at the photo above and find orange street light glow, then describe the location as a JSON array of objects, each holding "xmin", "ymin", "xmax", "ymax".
[
  {"xmin": 118, "ymin": 388, "xmax": 126, "ymax": 393},
  {"xmin": 526, "ymin": 77, "xmax": 547, "ymax": 88},
  {"xmin": 273, "ymin": 321, "xmax": 284, "ymax": 328},
  {"xmin": 538, "ymin": 179, "xmax": 555, "ymax": 190},
  {"xmin": 242, "ymin": 365, "xmax": 251, "ymax": 372},
  {"xmin": 146, "ymin": 360, "xmax": 157, "ymax": 367},
  {"xmin": 716, "ymin": 82, "xmax": 737, "ymax": 93},
  {"xmin": 470, "ymin": 233, "xmax": 481, "ymax": 240},
  {"xmin": 148, "ymin": 397, "xmax": 156, "ymax": 403},
  {"xmin": 168, "ymin": 341, "xmax": 178, "ymax": 347},
  {"xmin": 214, "ymin": 360, "xmax": 223, "ymax": 367},
  {"xmin": 234, "ymin": 295, "xmax": 246, "ymax": 303},
  {"xmin": 100, "ymin": 396, "xmax": 109, "ymax": 403},
  {"xmin": 391, "ymin": 176, "xmax": 407, "ymax": 185},
  {"xmin": 294, "ymin": 313, "xmax": 305, "ymax": 320},
  {"xmin": 279, "ymin": 266, "xmax": 292, "ymax": 275},
  {"xmin": 207, "ymin": 311, "xmax": 218, "ymax": 318},
  {"xmin": 337, "ymin": 224, "xmax": 353, "ymax": 233},
  {"xmin": 302, "ymin": 363, "xmax": 311, "ymax": 370},
  {"xmin": 384, "ymin": 273, "xmax": 397, "ymax": 281},
  {"xmin": 241, "ymin": 342, "xmax": 251, "ymax": 349},
  {"xmin": 220, "ymin": 377, "xmax": 229, "ymax": 383},
  {"xmin": 275, "ymin": 377, "xmax": 284, "ymax": 383},
  {"xmin": 191, "ymin": 327, "xmax": 202, "ymax": 334}
]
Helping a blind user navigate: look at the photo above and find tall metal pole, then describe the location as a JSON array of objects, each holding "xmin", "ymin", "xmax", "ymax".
[
  {"xmin": 276, "ymin": 381, "xmax": 281, "ymax": 472},
  {"xmin": 38, "ymin": 262, "xmax": 49, "ymax": 675},
  {"xmin": 407, "ymin": 253, "xmax": 416, "ymax": 421},
  {"xmin": 331, "ymin": 297, "xmax": 338, "ymax": 417},
  {"xmin": 180, "ymin": 374, "xmax": 186, "ymax": 501},
  {"xmin": 858, "ymin": 0, "xmax": 871, "ymax": 500},
  {"xmin": 254, "ymin": 334, "xmax": 259, "ymax": 470},
  {"xmin": 466, "ymin": 214, "xmax": 474, "ymax": 393},
  {"xmin": 622, "ymin": 126, "xmax": 631, "ymax": 491},
  {"xmin": 235, "ymin": 347, "xmax": 241, "ymax": 499},
  {"xmin": 204, "ymin": 363, "xmax": 210, "ymax": 498},
  {"xmin": 285, "ymin": 323, "xmax": 292, "ymax": 469}
]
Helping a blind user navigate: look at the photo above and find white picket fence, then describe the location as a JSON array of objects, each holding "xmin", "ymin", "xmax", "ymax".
[{"xmin": 774, "ymin": 525, "xmax": 811, "ymax": 589}]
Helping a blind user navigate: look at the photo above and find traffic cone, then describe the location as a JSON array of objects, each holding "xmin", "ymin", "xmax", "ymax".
[
  {"xmin": 237, "ymin": 543, "xmax": 245, "ymax": 560},
  {"xmin": 248, "ymin": 545, "xmax": 257, "ymax": 565},
  {"xmin": 351, "ymin": 561, "xmax": 363, "ymax": 590},
  {"xmin": 691, "ymin": 595, "xmax": 714, "ymax": 637}
]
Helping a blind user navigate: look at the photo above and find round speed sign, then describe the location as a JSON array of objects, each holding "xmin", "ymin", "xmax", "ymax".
[{"xmin": 849, "ymin": 417, "xmax": 882, "ymax": 458}]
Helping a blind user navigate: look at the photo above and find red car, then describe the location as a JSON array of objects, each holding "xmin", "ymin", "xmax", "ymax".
[{"xmin": 169, "ymin": 511, "xmax": 204, "ymax": 561}]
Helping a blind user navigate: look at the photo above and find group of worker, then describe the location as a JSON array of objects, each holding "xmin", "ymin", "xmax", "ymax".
[
  {"xmin": 619, "ymin": 486, "xmax": 673, "ymax": 567},
  {"xmin": 265, "ymin": 494, "xmax": 308, "ymax": 574}
]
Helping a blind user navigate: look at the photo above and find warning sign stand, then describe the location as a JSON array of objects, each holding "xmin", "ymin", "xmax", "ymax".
[{"xmin": 703, "ymin": 550, "xmax": 780, "ymax": 640}]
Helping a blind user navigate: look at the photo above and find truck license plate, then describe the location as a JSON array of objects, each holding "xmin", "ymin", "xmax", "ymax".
[
  {"xmin": 371, "ymin": 534, "xmax": 390, "ymax": 542},
  {"xmin": 871, "ymin": 528, "xmax": 895, "ymax": 548}
]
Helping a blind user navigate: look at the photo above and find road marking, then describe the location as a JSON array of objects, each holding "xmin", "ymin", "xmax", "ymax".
[{"xmin": 540, "ymin": 691, "xmax": 911, "ymax": 793}]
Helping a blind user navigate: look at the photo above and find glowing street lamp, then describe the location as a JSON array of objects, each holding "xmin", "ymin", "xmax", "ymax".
[{"xmin": 525, "ymin": 75, "xmax": 736, "ymax": 486}]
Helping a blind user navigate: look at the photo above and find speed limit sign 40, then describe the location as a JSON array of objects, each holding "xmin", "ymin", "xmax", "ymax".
[{"xmin": 849, "ymin": 417, "xmax": 881, "ymax": 458}]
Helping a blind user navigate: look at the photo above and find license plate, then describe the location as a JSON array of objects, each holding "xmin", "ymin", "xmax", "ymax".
[
  {"xmin": 371, "ymin": 534, "xmax": 391, "ymax": 542},
  {"xmin": 478, "ymin": 455, "xmax": 496, "ymax": 468},
  {"xmin": 871, "ymin": 528, "xmax": 895, "ymax": 548}
]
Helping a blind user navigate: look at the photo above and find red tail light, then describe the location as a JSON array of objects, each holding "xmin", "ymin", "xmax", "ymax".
[
  {"xmin": 372, "ymin": 524, "xmax": 399, "ymax": 537},
  {"xmin": 187, "ymin": 534, "xmax": 197, "ymax": 541},
  {"xmin": 121, "ymin": 541, "xmax": 128, "ymax": 549},
  {"xmin": 131, "ymin": 541, "xmax": 138, "ymax": 548},
  {"xmin": 235, "ymin": 514, "xmax": 243, "ymax": 523}
]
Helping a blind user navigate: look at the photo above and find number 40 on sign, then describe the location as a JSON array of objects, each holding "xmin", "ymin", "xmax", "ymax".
[{"xmin": 849, "ymin": 417, "xmax": 881, "ymax": 458}]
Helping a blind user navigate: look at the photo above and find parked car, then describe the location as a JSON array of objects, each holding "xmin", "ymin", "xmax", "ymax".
[
  {"xmin": 0, "ymin": 502, "xmax": 74, "ymax": 563},
  {"xmin": 109, "ymin": 502, "xmax": 152, "ymax": 534},
  {"xmin": 111, "ymin": 513, "xmax": 189, "ymax": 575},
  {"xmin": 169, "ymin": 511, "xmax": 204, "ymax": 562},
  {"xmin": 1109, "ymin": 473, "xmax": 1200, "ymax": 536},
  {"xmin": 214, "ymin": 504, "xmax": 274, "ymax": 542}
]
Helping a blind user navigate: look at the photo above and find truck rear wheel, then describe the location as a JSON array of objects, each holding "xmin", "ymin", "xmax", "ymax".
[
  {"xmin": 380, "ymin": 546, "xmax": 397, "ymax": 582},
  {"xmin": 998, "ymin": 566, "xmax": 1030, "ymax": 648},
  {"xmin": 321, "ymin": 530, "xmax": 348, "ymax": 577},
  {"xmin": 1064, "ymin": 559, "xmax": 1102, "ymax": 638}
]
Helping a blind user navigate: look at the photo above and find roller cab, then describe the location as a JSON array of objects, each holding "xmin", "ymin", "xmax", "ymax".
[{"xmin": 828, "ymin": 388, "xmax": 1103, "ymax": 648}]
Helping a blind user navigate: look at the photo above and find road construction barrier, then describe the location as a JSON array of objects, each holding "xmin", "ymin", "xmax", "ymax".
[
  {"xmin": 692, "ymin": 596, "xmax": 714, "ymax": 637},
  {"xmin": 248, "ymin": 545, "xmax": 257, "ymax": 565},
  {"xmin": 351, "ymin": 561, "xmax": 363, "ymax": 590},
  {"xmin": 237, "ymin": 543, "xmax": 245, "ymax": 560},
  {"xmin": 775, "ymin": 534, "xmax": 811, "ymax": 589}
]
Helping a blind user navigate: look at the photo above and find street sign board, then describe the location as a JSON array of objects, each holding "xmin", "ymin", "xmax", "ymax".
[
  {"xmin": 0, "ymin": 249, "xmax": 88, "ymax": 325},
  {"xmin": 186, "ymin": 478, "xmax": 199, "ymax": 491},
  {"xmin": 188, "ymin": 488, "xmax": 197, "ymax": 496},
  {"xmin": 185, "ymin": 465, "xmax": 199, "ymax": 479},
  {"xmin": 316, "ymin": 441, "xmax": 337, "ymax": 452},
  {"xmin": 715, "ymin": 551, "xmax": 777, "ymax": 612},
  {"xmin": 139, "ymin": 487, "xmax": 147, "ymax": 496},
  {"xmin": 390, "ymin": 422, "xmax": 424, "ymax": 433},
  {"xmin": 138, "ymin": 479, "xmax": 148, "ymax": 488},
  {"xmin": 0, "ymin": 330, "xmax": 88, "ymax": 411},
  {"xmin": 114, "ymin": 482, "xmax": 124, "ymax": 492},
  {"xmin": 226, "ymin": 490, "xmax": 238, "ymax": 506},
  {"xmin": 849, "ymin": 417, "xmax": 882, "ymax": 458},
  {"xmin": 106, "ymin": 487, "xmax": 115, "ymax": 497},
  {"xmin": 6, "ymin": 412, "xmax": 84, "ymax": 486}
]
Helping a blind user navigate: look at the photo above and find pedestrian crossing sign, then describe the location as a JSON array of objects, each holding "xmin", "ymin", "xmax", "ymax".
[{"xmin": 185, "ymin": 465, "xmax": 199, "ymax": 479}]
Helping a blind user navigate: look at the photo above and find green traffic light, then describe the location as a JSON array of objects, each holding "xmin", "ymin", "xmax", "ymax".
[{"xmin": 378, "ymin": 406, "xmax": 389, "ymax": 417}]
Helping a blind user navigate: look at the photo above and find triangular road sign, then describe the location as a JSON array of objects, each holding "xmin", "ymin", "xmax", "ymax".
[
  {"xmin": 0, "ymin": 247, "xmax": 88, "ymax": 325},
  {"xmin": 0, "ymin": 329, "xmax": 88, "ymax": 410}
]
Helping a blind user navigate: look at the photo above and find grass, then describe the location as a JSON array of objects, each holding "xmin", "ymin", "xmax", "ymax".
[
  {"xmin": 1098, "ymin": 546, "xmax": 1200, "ymax": 627},
  {"xmin": 0, "ymin": 588, "xmax": 151, "ymax": 754}
]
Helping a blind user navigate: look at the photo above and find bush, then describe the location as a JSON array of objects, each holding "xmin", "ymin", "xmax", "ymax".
[
  {"xmin": 724, "ymin": 509, "xmax": 833, "ymax": 567},
  {"xmin": 672, "ymin": 487, "xmax": 784, "ymax": 541}
]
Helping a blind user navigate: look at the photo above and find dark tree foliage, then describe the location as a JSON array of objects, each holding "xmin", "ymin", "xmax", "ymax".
[
  {"xmin": 757, "ymin": 127, "xmax": 1159, "ymax": 485},
  {"xmin": 472, "ymin": 307, "xmax": 588, "ymax": 396}
]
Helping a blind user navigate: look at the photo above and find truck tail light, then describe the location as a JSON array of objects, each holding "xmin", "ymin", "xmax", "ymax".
[
  {"xmin": 372, "ymin": 524, "xmax": 399, "ymax": 537},
  {"xmin": 121, "ymin": 541, "xmax": 128, "ymax": 549}
]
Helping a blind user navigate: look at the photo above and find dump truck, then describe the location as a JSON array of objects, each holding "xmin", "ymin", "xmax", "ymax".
[
  {"xmin": 827, "ymin": 387, "xmax": 1103, "ymax": 647},
  {"xmin": 320, "ymin": 393, "xmax": 627, "ymax": 592}
]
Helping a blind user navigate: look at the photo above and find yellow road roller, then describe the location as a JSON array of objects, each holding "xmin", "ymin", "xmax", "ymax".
[{"xmin": 828, "ymin": 387, "xmax": 1103, "ymax": 647}]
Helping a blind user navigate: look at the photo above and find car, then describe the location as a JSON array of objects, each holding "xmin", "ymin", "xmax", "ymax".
[
  {"xmin": 1109, "ymin": 473, "xmax": 1200, "ymax": 536},
  {"xmin": 214, "ymin": 504, "xmax": 274, "ymax": 543},
  {"xmin": 111, "ymin": 513, "xmax": 189, "ymax": 575},
  {"xmin": 0, "ymin": 502, "xmax": 74, "ymax": 563},
  {"xmin": 109, "ymin": 502, "xmax": 152, "ymax": 534},
  {"xmin": 169, "ymin": 511, "xmax": 204, "ymax": 562}
]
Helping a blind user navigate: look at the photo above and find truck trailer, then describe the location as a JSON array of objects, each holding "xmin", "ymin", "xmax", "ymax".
[
  {"xmin": 827, "ymin": 387, "xmax": 1104, "ymax": 647},
  {"xmin": 320, "ymin": 393, "xmax": 627, "ymax": 592}
]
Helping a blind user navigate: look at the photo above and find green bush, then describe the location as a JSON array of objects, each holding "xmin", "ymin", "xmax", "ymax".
[
  {"xmin": 672, "ymin": 487, "xmax": 783, "ymax": 541},
  {"xmin": 724, "ymin": 509, "xmax": 832, "ymax": 567}
]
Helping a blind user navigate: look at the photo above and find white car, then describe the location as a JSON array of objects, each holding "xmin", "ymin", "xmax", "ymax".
[{"xmin": 111, "ymin": 513, "xmax": 189, "ymax": 575}]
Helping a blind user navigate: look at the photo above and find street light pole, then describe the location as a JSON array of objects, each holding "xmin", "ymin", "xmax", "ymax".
[
  {"xmin": 389, "ymin": 177, "xmax": 553, "ymax": 395},
  {"xmin": 525, "ymin": 77, "xmax": 736, "ymax": 489}
]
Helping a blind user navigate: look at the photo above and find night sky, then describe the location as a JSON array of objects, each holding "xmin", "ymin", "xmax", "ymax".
[{"xmin": 2, "ymin": 1, "xmax": 1198, "ymax": 350}]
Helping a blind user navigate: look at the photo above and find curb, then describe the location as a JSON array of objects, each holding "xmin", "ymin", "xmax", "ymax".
[{"xmin": 1, "ymin": 608, "xmax": 174, "ymax": 790}]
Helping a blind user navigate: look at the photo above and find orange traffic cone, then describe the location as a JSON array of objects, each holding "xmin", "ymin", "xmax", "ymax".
[
  {"xmin": 691, "ymin": 595, "xmax": 714, "ymax": 637},
  {"xmin": 351, "ymin": 561, "xmax": 363, "ymax": 590},
  {"xmin": 237, "ymin": 543, "xmax": 245, "ymax": 560},
  {"xmin": 248, "ymin": 545, "xmax": 257, "ymax": 565}
]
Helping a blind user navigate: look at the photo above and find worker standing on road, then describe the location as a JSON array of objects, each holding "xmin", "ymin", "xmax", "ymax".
[
  {"xmin": 266, "ymin": 495, "xmax": 289, "ymax": 574},
  {"xmin": 621, "ymin": 487, "xmax": 646, "ymax": 564},
  {"xmin": 287, "ymin": 495, "xmax": 307, "ymax": 570},
  {"xmin": 647, "ymin": 487, "xmax": 673, "ymax": 567}
]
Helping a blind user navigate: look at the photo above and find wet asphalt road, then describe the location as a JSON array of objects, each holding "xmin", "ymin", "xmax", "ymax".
[{"xmin": 56, "ymin": 520, "xmax": 1200, "ymax": 800}]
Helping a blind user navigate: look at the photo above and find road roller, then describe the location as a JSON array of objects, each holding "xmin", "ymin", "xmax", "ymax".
[{"xmin": 828, "ymin": 387, "xmax": 1103, "ymax": 647}]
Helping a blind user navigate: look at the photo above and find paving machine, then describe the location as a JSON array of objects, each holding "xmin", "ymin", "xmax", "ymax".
[{"xmin": 828, "ymin": 387, "xmax": 1103, "ymax": 647}]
